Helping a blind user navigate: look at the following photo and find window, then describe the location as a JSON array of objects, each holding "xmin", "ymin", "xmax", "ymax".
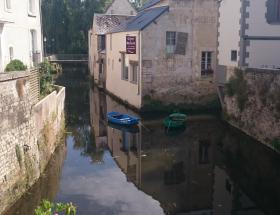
[
  {"xmin": 29, "ymin": 0, "xmax": 35, "ymax": 15},
  {"xmin": 130, "ymin": 62, "xmax": 138, "ymax": 84},
  {"xmin": 201, "ymin": 51, "xmax": 213, "ymax": 76},
  {"xmin": 231, "ymin": 50, "xmax": 237, "ymax": 61},
  {"xmin": 9, "ymin": 47, "xmax": 14, "ymax": 61},
  {"xmin": 5, "ymin": 0, "xmax": 12, "ymax": 11},
  {"xmin": 267, "ymin": 0, "xmax": 280, "ymax": 23},
  {"xmin": 166, "ymin": 31, "xmax": 176, "ymax": 54},
  {"xmin": 98, "ymin": 35, "xmax": 106, "ymax": 50},
  {"xmin": 30, "ymin": 30, "xmax": 37, "ymax": 52},
  {"xmin": 121, "ymin": 53, "xmax": 129, "ymax": 81},
  {"xmin": 166, "ymin": 31, "xmax": 188, "ymax": 55}
]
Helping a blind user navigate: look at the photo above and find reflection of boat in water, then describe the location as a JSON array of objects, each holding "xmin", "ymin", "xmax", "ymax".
[
  {"xmin": 163, "ymin": 113, "xmax": 187, "ymax": 129},
  {"xmin": 107, "ymin": 112, "xmax": 139, "ymax": 126},
  {"xmin": 108, "ymin": 122, "xmax": 139, "ymax": 133},
  {"xmin": 164, "ymin": 125, "xmax": 186, "ymax": 136}
]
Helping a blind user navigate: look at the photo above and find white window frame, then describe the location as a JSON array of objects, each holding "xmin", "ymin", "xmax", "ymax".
[
  {"xmin": 130, "ymin": 62, "xmax": 138, "ymax": 84},
  {"xmin": 28, "ymin": 0, "xmax": 36, "ymax": 16},
  {"xmin": 166, "ymin": 31, "xmax": 176, "ymax": 54},
  {"xmin": 5, "ymin": 0, "xmax": 12, "ymax": 12},
  {"xmin": 201, "ymin": 51, "xmax": 213, "ymax": 77},
  {"xmin": 121, "ymin": 53, "xmax": 129, "ymax": 81}
]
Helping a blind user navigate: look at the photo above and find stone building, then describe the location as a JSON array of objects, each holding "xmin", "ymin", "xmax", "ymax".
[
  {"xmin": 88, "ymin": 0, "xmax": 136, "ymax": 88},
  {"xmin": 0, "ymin": 0, "xmax": 43, "ymax": 71},
  {"xmin": 106, "ymin": 0, "xmax": 219, "ymax": 109},
  {"xmin": 217, "ymin": 0, "xmax": 280, "ymax": 82}
]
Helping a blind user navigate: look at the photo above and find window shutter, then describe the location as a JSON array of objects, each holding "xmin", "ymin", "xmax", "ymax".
[
  {"xmin": 175, "ymin": 32, "xmax": 188, "ymax": 55},
  {"xmin": 266, "ymin": 0, "xmax": 276, "ymax": 23}
]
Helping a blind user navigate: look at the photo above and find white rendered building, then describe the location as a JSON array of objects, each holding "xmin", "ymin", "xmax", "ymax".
[
  {"xmin": 218, "ymin": 0, "xmax": 280, "ymax": 70},
  {"xmin": 0, "ymin": 0, "xmax": 43, "ymax": 72}
]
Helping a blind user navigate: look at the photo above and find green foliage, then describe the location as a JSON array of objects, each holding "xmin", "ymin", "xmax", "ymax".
[
  {"xmin": 270, "ymin": 138, "xmax": 280, "ymax": 151},
  {"xmin": 42, "ymin": 0, "xmax": 109, "ymax": 54},
  {"xmin": 39, "ymin": 60, "xmax": 56, "ymax": 97},
  {"xmin": 225, "ymin": 69, "xmax": 249, "ymax": 111},
  {"xmin": 5, "ymin": 59, "xmax": 27, "ymax": 72},
  {"xmin": 35, "ymin": 199, "xmax": 77, "ymax": 215}
]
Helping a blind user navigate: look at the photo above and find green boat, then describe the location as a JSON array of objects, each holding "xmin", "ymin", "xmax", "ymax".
[{"xmin": 163, "ymin": 113, "xmax": 187, "ymax": 129}]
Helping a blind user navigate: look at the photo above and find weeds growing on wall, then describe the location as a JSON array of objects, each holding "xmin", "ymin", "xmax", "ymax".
[
  {"xmin": 225, "ymin": 69, "xmax": 249, "ymax": 111},
  {"xmin": 5, "ymin": 59, "xmax": 27, "ymax": 72},
  {"xmin": 39, "ymin": 60, "xmax": 57, "ymax": 97},
  {"xmin": 35, "ymin": 199, "xmax": 76, "ymax": 215},
  {"xmin": 15, "ymin": 145, "xmax": 23, "ymax": 168},
  {"xmin": 270, "ymin": 138, "xmax": 280, "ymax": 152}
]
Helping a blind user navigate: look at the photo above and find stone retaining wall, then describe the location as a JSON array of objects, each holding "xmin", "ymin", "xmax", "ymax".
[
  {"xmin": 0, "ymin": 71, "xmax": 65, "ymax": 214},
  {"xmin": 223, "ymin": 68, "xmax": 280, "ymax": 150}
]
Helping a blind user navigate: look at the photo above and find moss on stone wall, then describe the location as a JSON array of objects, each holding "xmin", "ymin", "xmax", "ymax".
[
  {"xmin": 15, "ymin": 145, "xmax": 23, "ymax": 169},
  {"xmin": 270, "ymin": 138, "xmax": 280, "ymax": 152},
  {"xmin": 225, "ymin": 69, "xmax": 249, "ymax": 111},
  {"xmin": 142, "ymin": 95, "xmax": 221, "ymax": 114}
]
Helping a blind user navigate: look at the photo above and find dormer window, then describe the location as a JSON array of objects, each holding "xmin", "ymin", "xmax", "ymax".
[
  {"xmin": 28, "ymin": 0, "xmax": 36, "ymax": 16},
  {"xmin": 5, "ymin": 0, "xmax": 12, "ymax": 11}
]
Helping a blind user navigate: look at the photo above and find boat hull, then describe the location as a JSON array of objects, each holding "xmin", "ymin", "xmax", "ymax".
[{"xmin": 107, "ymin": 112, "xmax": 139, "ymax": 126}]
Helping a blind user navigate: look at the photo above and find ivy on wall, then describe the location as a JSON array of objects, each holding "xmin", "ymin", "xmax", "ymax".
[{"xmin": 226, "ymin": 69, "xmax": 249, "ymax": 112}]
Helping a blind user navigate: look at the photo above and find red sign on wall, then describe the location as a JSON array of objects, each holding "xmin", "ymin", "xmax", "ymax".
[{"xmin": 126, "ymin": 36, "xmax": 136, "ymax": 54}]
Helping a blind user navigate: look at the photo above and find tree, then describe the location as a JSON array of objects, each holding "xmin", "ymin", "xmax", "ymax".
[{"xmin": 41, "ymin": 0, "xmax": 108, "ymax": 54}]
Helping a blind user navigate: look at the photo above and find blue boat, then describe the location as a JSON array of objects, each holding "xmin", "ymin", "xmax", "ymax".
[{"xmin": 107, "ymin": 112, "xmax": 140, "ymax": 126}]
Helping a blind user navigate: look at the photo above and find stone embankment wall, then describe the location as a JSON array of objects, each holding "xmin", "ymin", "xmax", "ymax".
[
  {"xmin": 223, "ymin": 68, "xmax": 280, "ymax": 150},
  {"xmin": 0, "ymin": 71, "xmax": 65, "ymax": 214}
]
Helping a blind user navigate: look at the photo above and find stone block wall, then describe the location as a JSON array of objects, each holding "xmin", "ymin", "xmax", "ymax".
[
  {"xmin": 223, "ymin": 68, "xmax": 280, "ymax": 149},
  {"xmin": 0, "ymin": 71, "xmax": 65, "ymax": 214},
  {"xmin": 141, "ymin": 0, "xmax": 219, "ymax": 108}
]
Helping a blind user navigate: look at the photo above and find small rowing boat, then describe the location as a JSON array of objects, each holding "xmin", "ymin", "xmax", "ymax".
[
  {"xmin": 107, "ymin": 112, "xmax": 140, "ymax": 126},
  {"xmin": 163, "ymin": 113, "xmax": 187, "ymax": 129}
]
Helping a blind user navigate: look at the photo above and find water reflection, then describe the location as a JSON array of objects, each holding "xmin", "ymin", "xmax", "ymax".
[
  {"xmin": 4, "ymin": 144, "xmax": 66, "ymax": 215},
  {"xmin": 91, "ymin": 86, "xmax": 280, "ymax": 215},
  {"xmin": 4, "ymin": 66, "xmax": 280, "ymax": 215}
]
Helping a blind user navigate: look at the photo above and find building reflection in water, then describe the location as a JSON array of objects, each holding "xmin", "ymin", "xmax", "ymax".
[
  {"xmin": 90, "ymin": 86, "xmax": 280, "ymax": 215},
  {"xmin": 4, "ymin": 144, "xmax": 67, "ymax": 215}
]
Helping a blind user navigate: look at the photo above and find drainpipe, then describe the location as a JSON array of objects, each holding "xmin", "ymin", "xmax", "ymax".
[
  {"xmin": 39, "ymin": 0, "xmax": 44, "ymax": 61},
  {"xmin": 191, "ymin": 0, "xmax": 195, "ymax": 78},
  {"xmin": 138, "ymin": 30, "xmax": 141, "ymax": 97}
]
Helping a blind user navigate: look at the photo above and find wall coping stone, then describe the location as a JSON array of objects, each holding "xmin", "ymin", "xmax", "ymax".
[
  {"xmin": 0, "ymin": 71, "xmax": 30, "ymax": 82},
  {"xmin": 33, "ymin": 85, "xmax": 65, "ymax": 109},
  {"xmin": 245, "ymin": 68, "xmax": 280, "ymax": 75}
]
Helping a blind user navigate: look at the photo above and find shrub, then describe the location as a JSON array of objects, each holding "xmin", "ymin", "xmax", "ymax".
[
  {"xmin": 5, "ymin": 59, "xmax": 27, "ymax": 72},
  {"xmin": 39, "ymin": 60, "xmax": 56, "ymax": 97},
  {"xmin": 225, "ymin": 69, "xmax": 249, "ymax": 111},
  {"xmin": 35, "ymin": 199, "xmax": 76, "ymax": 215},
  {"xmin": 270, "ymin": 138, "xmax": 280, "ymax": 151}
]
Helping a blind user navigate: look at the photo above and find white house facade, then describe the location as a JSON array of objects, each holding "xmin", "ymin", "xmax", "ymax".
[
  {"xmin": 218, "ymin": 0, "xmax": 280, "ymax": 70},
  {"xmin": 0, "ymin": 0, "xmax": 43, "ymax": 72}
]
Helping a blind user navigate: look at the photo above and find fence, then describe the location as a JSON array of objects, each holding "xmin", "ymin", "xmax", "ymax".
[{"xmin": 28, "ymin": 69, "xmax": 40, "ymax": 105}]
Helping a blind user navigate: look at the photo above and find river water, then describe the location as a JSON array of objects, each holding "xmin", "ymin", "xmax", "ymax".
[{"xmin": 4, "ymin": 65, "xmax": 280, "ymax": 215}]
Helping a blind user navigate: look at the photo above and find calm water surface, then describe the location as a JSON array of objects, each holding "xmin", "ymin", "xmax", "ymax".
[{"xmin": 4, "ymin": 66, "xmax": 280, "ymax": 215}]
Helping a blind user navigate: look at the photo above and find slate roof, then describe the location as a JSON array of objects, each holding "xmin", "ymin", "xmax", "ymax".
[
  {"xmin": 108, "ymin": 6, "xmax": 169, "ymax": 33},
  {"xmin": 140, "ymin": 0, "xmax": 161, "ymax": 11},
  {"xmin": 104, "ymin": 0, "xmax": 137, "ymax": 13},
  {"xmin": 93, "ymin": 14, "xmax": 131, "ymax": 35}
]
